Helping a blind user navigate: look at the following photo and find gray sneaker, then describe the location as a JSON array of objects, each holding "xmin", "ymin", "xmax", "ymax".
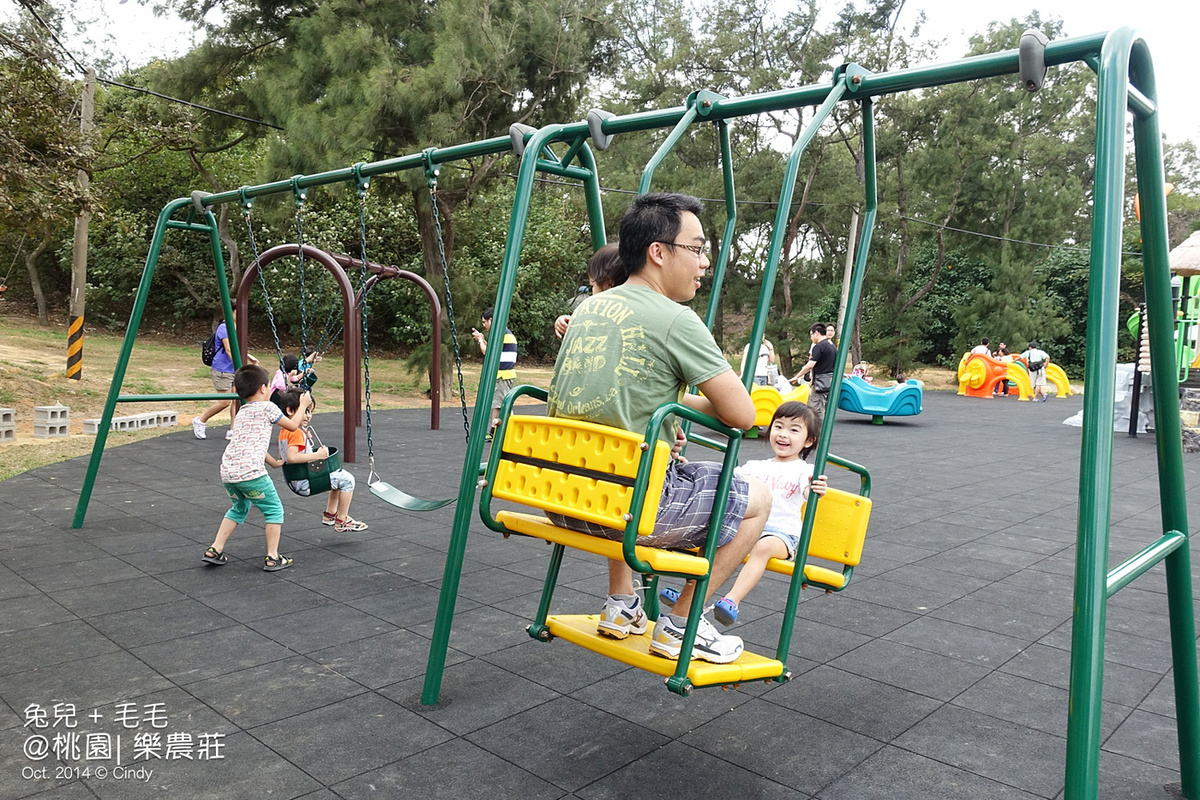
[{"xmin": 597, "ymin": 595, "xmax": 648, "ymax": 639}]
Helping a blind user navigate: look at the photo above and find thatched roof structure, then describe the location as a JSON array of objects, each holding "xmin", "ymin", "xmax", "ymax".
[{"xmin": 1170, "ymin": 230, "xmax": 1200, "ymax": 276}]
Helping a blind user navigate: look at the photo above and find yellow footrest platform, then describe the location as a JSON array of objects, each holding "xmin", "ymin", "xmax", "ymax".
[
  {"xmin": 544, "ymin": 614, "xmax": 785, "ymax": 688},
  {"xmin": 497, "ymin": 511, "xmax": 711, "ymax": 577}
]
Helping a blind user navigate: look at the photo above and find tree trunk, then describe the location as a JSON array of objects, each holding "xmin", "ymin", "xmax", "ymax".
[{"xmin": 24, "ymin": 230, "xmax": 52, "ymax": 326}]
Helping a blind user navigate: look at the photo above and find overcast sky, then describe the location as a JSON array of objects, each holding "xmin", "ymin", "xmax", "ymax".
[{"xmin": 8, "ymin": 1, "xmax": 1199, "ymax": 143}]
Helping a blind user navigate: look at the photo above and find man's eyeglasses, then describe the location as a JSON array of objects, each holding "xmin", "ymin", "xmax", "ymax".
[{"xmin": 655, "ymin": 241, "xmax": 707, "ymax": 258}]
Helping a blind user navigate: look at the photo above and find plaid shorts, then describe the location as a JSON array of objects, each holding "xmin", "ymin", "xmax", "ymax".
[{"xmin": 548, "ymin": 460, "xmax": 749, "ymax": 550}]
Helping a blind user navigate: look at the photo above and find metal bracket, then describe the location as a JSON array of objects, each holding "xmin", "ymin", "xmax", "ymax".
[
  {"xmin": 509, "ymin": 123, "xmax": 537, "ymax": 157},
  {"xmin": 1019, "ymin": 29, "xmax": 1049, "ymax": 92},
  {"xmin": 834, "ymin": 63, "xmax": 872, "ymax": 93},
  {"xmin": 586, "ymin": 109, "xmax": 616, "ymax": 150},
  {"xmin": 190, "ymin": 191, "xmax": 213, "ymax": 216}
]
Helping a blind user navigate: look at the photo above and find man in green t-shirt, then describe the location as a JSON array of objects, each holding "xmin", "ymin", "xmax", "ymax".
[{"xmin": 548, "ymin": 192, "xmax": 771, "ymax": 665}]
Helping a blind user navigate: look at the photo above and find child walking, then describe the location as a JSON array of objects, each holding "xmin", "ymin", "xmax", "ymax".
[
  {"xmin": 471, "ymin": 306, "xmax": 518, "ymax": 441},
  {"xmin": 274, "ymin": 389, "xmax": 368, "ymax": 532},
  {"xmin": 202, "ymin": 364, "xmax": 311, "ymax": 572},
  {"xmin": 660, "ymin": 401, "xmax": 828, "ymax": 624}
]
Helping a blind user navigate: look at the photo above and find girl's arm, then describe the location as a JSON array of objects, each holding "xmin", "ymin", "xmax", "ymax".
[
  {"xmin": 265, "ymin": 453, "xmax": 284, "ymax": 469},
  {"xmin": 810, "ymin": 474, "xmax": 828, "ymax": 497}
]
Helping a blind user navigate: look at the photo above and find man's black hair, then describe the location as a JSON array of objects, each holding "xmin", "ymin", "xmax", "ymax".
[
  {"xmin": 617, "ymin": 193, "xmax": 704, "ymax": 284},
  {"xmin": 233, "ymin": 364, "xmax": 270, "ymax": 401},
  {"xmin": 481, "ymin": 307, "xmax": 494, "ymax": 321},
  {"xmin": 810, "ymin": 322, "xmax": 827, "ymax": 336}
]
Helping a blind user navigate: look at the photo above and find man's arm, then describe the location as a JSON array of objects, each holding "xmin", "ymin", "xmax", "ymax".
[
  {"xmin": 791, "ymin": 357, "xmax": 817, "ymax": 383},
  {"xmin": 690, "ymin": 370, "xmax": 755, "ymax": 430}
]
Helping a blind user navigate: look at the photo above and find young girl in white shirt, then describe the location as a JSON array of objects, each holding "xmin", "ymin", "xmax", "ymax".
[{"xmin": 660, "ymin": 400, "xmax": 827, "ymax": 625}]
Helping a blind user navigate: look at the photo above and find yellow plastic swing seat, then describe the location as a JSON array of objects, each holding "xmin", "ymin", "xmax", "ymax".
[{"xmin": 762, "ymin": 487, "xmax": 872, "ymax": 591}]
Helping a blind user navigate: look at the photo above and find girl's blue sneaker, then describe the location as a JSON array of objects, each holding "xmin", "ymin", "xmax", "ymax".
[
  {"xmin": 713, "ymin": 597, "xmax": 739, "ymax": 627},
  {"xmin": 658, "ymin": 586, "xmax": 739, "ymax": 627}
]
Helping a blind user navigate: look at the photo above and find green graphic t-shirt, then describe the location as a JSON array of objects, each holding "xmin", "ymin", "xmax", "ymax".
[{"xmin": 548, "ymin": 284, "xmax": 731, "ymax": 444}]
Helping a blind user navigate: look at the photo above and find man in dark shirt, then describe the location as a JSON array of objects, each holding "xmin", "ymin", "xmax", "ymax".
[{"xmin": 790, "ymin": 323, "xmax": 837, "ymax": 414}]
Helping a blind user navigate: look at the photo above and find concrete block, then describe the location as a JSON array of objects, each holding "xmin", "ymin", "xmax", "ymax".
[
  {"xmin": 33, "ymin": 404, "xmax": 69, "ymax": 424},
  {"xmin": 1181, "ymin": 410, "xmax": 1200, "ymax": 430},
  {"xmin": 156, "ymin": 410, "xmax": 178, "ymax": 427},
  {"xmin": 113, "ymin": 417, "xmax": 136, "ymax": 431},
  {"xmin": 33, "ymin": 422, "xmax": 69, "ymax": 439},
  {"xmin": 0, "ymin": 425, "xmax": 14, "ymax": 442},
  {"xmin": 135, "ymin": 413, "xmax": 157, "ymax": 429},
  {"xmin": 82, "ymin": 419, "xmax": 102, "ymax": 435},
  {"xmin": 0, "ymin": 408, "xmax": 13, "ymax": 425}
]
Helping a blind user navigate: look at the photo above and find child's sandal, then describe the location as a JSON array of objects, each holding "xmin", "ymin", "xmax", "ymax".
[
  {"xmin": 202, "ymin": 547, "xmax": 228, "ymax": 566},
  {"xmin": 262, "ymin": 554, "xmax": 293, "ymax": 572},
  {"xmin": 321, "ymin": 511, "xmax": 337, "ymax": 526},
  {"xmin": 334, "ymin": 517, "xmax": 368, "ymax": 532}
]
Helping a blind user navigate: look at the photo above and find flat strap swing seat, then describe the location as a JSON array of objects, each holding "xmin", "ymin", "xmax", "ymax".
[{"xmin": 369, "ymin": 479, "xmax": 454, "ymax": 511}]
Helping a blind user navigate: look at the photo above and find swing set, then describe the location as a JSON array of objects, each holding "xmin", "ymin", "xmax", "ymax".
[{"xmin": 70, "ymin": 26, "xmax": 1198, "ymax": 800}]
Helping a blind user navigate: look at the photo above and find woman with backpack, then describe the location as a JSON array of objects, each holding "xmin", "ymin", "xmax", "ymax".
[{"xmin": 193, "ymin": 319, "xmax": 258, "ymax": 440}]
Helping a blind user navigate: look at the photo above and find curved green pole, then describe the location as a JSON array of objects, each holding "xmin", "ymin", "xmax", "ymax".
[
  {"xmin": 1063, "ymin": 29, "xmax": 1128, "ymax": 800},
  {"xmin": 72, "ymin": 198, "xmax": 232, "ymax": 528},
  {"xmin": 703, "ymin": 120, "xmax": 737, "ymax": 329},
  {"xmin": 637, "ymin": 98, "xmax": 702, "ymax": 194},
  {"xmin": 777, "ymin": 92, "xmax": 876, "ymax": 665},
  {"xmin": 421, "ymin": 125, "xmax": 567, "ymax": 706},
  {"xmin": 1129, "ymin": 34, "xmax": 1200, "ymax": 800}
]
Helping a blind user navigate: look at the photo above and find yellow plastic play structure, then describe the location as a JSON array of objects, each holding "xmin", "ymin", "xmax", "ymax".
[
  {"xmin": 751, "ymin": 383, "xmax": 809, "ymax": 427},
  {"xmin": 957, "ymin": 352, "xmax": 1074, "ymax": 401}
]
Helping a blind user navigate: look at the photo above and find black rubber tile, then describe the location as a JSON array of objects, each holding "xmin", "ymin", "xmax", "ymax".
[
  {"xmin": 818, "ymin": 744, "xmax": 1044, "ymax": 800},
  {"xmin": 89, "ymin": 598, "xmax": 238, "ymax": 649},
  {"xmin": 569, "ymin": 664, "xmax": 764, "ymax": 735},
  {"xmin": 17, "ymin": 556, "xmax": 146, "ymax": 594},
  {"xmin": 309, "ymin": 628, "xmax": 469, "ymax": 690},
  {"xmin": 246, "ymin": 602, "xmax": 396, "ymax": 654},
  {"xmin": 1038, "ymin": 622, "xmax": 1177, "ymax": 674},
  {"xmin": 381, "ymin": 658, "xmax": 561, "ymax": 736},
  {"xmin": 1103, "ymin": 709, "xmax": 1182, "ymax": 771},
  {"xmin": 681, "ymin": 697, "xmax": 881, "ymax": 795},
  {"xmin": 1138, "ymin": 674, "xmax": 1178, "ymax": 718},
  {"xmin": 1, "ymin": 651, "xmax": 172, "ymax": 714},
  {"xmin": 766, "ymin": 664, "xmax": 941, "ymax": 741},
  {"xmin": 193, "ymin": 578, "xmax": 330, "ymax": 623},
  {"xmin": 1000, "ymin": 643, "xmax": 1163, "ymax": 709},
  {"xmin": 132, "ymin": 625, "xmax": 294, "ymax": 686},
  {"xmin": 928, "ymin": 595, "xmax": 1067, "ymax": 641},
  {"xmin": 0, "ymin": 593, "xmax": 75, "ymax": 634},
  {"xmin": 252, "ymin": 692, "xmax": 452, "ymax": 785},
  {"xmin": 83, "ymin": 731, "xmax": 320, "ymax": 800},
  {"xmin": 282, "ymin": 563, "xmax": 422, "ymax": 603},
  {"xmin": 467, "ymin": 695, "xmax": 668, "ymax": 792},
  {"xmin": 343, "ymin": 580, "xmax": 453, "ymax": 627},
  {"xmin": 575, "ymin": 740, "xmax": 806, "ymax": 800},
  {"xmin": 952, "ymin": 670, "xmax": 1130, "ymax": 739},
  {"xmin": 830, "ymin": 639, "xmax": 992, "ymax": 701},
  {"xmin": 894, "ymin": 703, "xmax": 1067, "ymax": 797},
  {"xmin": 882, "ymin": 615, "xmax": 1029, "ymax": 667},
  {"xmin": 189, "ymin": 655, "xmax": 366, "ymax": 729},
  {"xmin": 333, "ymin": 738, "xmax": 563, "ymax": 800},
  {"xmin": 409, "ymin": 601, "xmax": 537, "ymax": 657},
  {"xmin": 484, "ymin": 637, "xmax": 631, "ymax": 696},
  {"xmin": 89, "ymin": 529, "xmax": 197, "ymax": 557},
  {"xmin": 51, "ymin": 576, "xmax": 185, "ymax": 618},
  {"xmin": 0, "ymin": 541, "xmax": 111, "ymax": 571},
  {"xmin": 848, "ymin": 575, "xmax": 973, "ymax": 615},
  {"xmin": 0, "ymin": 619, "xmax": 120, "ymax": 675},
  {"xmin": 1095, "ymin": 749, "xmax": 1184, "ymax": 799}
]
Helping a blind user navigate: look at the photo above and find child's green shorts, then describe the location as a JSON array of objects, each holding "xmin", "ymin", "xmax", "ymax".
[{"xmin": 223, "ymin": 475, "xmax": 284, "ymax": 524}]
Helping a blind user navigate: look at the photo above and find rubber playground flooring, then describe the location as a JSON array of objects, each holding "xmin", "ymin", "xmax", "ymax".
[{"xmin": 1, "ymin": 389, "xmax": 1197, "ymax": 799}]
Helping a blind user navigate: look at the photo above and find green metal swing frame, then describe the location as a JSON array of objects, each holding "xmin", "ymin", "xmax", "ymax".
[{"xmin": 70, "ymin": 27, "xmax": 1198, "ymax": 800}]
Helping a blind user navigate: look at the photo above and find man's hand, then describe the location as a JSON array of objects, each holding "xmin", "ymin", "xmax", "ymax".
[
  {"xmin": 554, "ymin": 315, "xmax": 571, "ymax": 339},
  {"xmin": 246, "ymin": 353, "xmax": 260, "ymax": 366},
  {"xmin": 670, "ymin": 426, "xmax": 688, "ymax": 463}
]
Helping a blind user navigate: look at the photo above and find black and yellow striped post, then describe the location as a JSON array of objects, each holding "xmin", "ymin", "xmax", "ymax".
[{"xmin": 66, "ymin": 315, "xmax": 84, "ymax": 380}]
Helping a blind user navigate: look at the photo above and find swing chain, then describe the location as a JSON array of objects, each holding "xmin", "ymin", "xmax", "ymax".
[
  {"xmin": 292, "ymin": 177, "xmax": 310, "ymax": 359},
  {"xmin": 427, "ymin": 172, "xmax": 471, "ymax": 443},
  {"xmin": 355, "ymin": 166, "xmax": 377, "ymax": 470},
  {"xmin": 241, "ymin": 190, "xmax": 285, "ymax": 367}
]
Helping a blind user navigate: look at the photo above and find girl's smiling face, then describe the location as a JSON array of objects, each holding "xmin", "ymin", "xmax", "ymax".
[{"xmin": 768, "ymin": 415, "xmax": 813, "ymax": 461}]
